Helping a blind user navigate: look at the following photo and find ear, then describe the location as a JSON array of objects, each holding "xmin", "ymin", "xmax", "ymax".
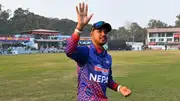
[{"xmin": 90, "ymin": 31, "xmax": 93, "ymax": 37}]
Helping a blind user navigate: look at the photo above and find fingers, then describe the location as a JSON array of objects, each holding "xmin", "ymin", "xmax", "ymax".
[
  {"xmin": 79, "ymin": 2, "xmax": 85, "ymax": 13},
  {"xmin": 120, "ymin": 86, "xmax": 131, "ymax": 97},
  {"xmin": 82, "ymin": 2, "xmax": 85, "ymax": 12},
  {"xmin": 76, "ymin": 6, "xmax": 79, "ymax": 14},
  {"xmin": 77, "ymin": 2, "xmax": 88, "ymax": 13},
  {"xmin": 85, "ymin": 4, "xmax": 88, "ymax": 16},
  {"xmin": 124, "ymin": 89, "xmax": 131, "ymax": 97},
  {"xmin": 84, "ymin": 14, "xmax": 93, "ymax": 25},
  {"xmin": 76, "ymin": 2, "xmax": 93, "ymax": 25},
  {"xmin": 79, "ymin": 3, "xmax": 81, "ymax": 12},
  {"xmin": 87, "ymin": 14, "xmax": 93, "ymax": 22}
]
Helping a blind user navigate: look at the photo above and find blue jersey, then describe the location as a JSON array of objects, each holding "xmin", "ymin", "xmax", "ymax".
[{"xmin": 65, "ymin": 34, "xmax": 119, "ymax": 101}]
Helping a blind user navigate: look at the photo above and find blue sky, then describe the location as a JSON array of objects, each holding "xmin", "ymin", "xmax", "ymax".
[{"xmin": 0, "ymin": 0, "xmax": 179, "ymax": 29}]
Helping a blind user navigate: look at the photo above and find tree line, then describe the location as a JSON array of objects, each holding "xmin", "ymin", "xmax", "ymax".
[{"xmin": 1, "ymin": 4, "xmax": 180, "ymax": 43}]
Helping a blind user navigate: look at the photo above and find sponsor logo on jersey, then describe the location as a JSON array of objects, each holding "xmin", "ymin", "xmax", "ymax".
[{"xmin": 94, "ymin": 64, "xmax": 109, "ymax": 76}]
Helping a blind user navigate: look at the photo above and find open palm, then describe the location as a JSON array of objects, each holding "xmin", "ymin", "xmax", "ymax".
[{"xmin": 76, "ymin": 2, "xmax": 93, "ymax": 30}]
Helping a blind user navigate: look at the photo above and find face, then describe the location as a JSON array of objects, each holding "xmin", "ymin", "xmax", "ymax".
[{"xmin": 91, "ymin": 28, "xmax": 108, "ymax": 46}]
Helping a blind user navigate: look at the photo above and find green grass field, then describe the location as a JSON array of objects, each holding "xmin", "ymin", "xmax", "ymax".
[{"xmin": 0, "ymin": 50, "xmax": 180, "ymax": 101}]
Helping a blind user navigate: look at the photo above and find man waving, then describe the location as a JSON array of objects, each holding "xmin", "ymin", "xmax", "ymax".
[{"xmin": 65, "ymin": 2, "xmax": 131, "ymax": 101}]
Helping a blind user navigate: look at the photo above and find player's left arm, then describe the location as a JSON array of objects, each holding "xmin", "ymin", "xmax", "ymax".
[
  {"xmin": 107, "ymin": 66, "xmax": 119, "ymax": 91},
  {"xmin": 107, "ymin": 56, "xmax": 132, "ymax": 97}
]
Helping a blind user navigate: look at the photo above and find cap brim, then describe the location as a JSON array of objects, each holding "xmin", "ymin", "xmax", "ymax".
[
  {"xmin": 102, "ymin": 23, "xmax": 112, "ymax": 32},
  {"xmin": 96, "ymin": 23, "xmax": 112, "ymax": 32}
]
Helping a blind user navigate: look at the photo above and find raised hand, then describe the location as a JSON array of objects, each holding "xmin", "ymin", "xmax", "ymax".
[{"xmin": 76, "ymin": 2, "xmax": 93, "ymax": 30}]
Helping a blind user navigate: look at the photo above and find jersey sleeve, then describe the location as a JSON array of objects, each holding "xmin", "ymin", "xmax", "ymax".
[
  {"xmin": 65, "ymin": 33, "xmax": 89, "ymax": 65},
  {"xmin": 107, "ymin": 56, "xmax": 119, "ymax": 91}
]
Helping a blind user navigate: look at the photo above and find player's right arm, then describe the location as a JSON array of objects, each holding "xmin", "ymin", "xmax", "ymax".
[
  {"xmin": 65, "ymin": 2, "xmax": 93, "ymax": 65},
  {"xmin": 65, "ymin": 32, "xmax": 89, "ymax": 65}
]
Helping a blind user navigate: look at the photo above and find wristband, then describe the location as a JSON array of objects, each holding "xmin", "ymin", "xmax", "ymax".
[
  {"xmin": 117, "ymin": 85, "xmax": 122, "ymax": 92},
  {"xmin": 75, "ymin": 29, "xmax": 83, "ymax": 34}
]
